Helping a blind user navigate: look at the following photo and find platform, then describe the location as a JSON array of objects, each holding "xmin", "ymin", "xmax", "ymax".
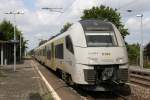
[{"xmin": 0, "ymin": 60, "xmax": 50, "ymax": 100}]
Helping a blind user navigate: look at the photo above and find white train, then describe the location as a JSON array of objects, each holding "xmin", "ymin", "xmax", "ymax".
[{"xmin": 34, "ymin": 20, "xmax": 130, "ymax": 93}]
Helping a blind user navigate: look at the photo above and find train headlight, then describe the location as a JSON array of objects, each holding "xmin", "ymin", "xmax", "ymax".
[
  {"xmin": 116, "ymin": 58, "xmax": 124, "ymax": 63},
  {"xmin": 102, "ymin": 68, "xmax": 114, "ymax": 81},
  {"xmin": 89, "ymin": 59, "xmax": 94, "ymax": 63},
  {"xmin": 88, "ymin": 57, "xmax": 98, "ymax": 63}
]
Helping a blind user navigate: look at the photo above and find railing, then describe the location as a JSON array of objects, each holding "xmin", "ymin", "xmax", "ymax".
[{"xmin": 129, "ymin": 68, "xmax": 150, "ymax": 87}]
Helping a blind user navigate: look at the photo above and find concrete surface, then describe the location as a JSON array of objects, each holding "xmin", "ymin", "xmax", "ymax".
[{"xmin": 0, "ymin": 60, "xmax": 50, "ymax": 100}]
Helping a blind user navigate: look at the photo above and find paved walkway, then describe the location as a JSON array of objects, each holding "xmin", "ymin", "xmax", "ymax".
[{"xmin": 0, "ymin": 60, "xmax": 50, "ymax": 100}]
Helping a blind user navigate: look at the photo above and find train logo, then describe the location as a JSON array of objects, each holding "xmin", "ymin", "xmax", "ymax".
[{"xmin": 102, "ymin": 52, "xmax": 111, "ymax": 56}]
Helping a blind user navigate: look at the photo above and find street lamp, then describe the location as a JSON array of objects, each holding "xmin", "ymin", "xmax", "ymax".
[
  {"xmin": 136, "ymin": 14, "xmax": 144, "ymax": 68},
  {"xmin": 20, "ymin": 34, "xmax": 22, "ymax": 61},
  {"xmin": 126, "ymin": 10, "xmax": 144, "ymax": 68},
  {"xmin": 5, "ymin": 11, "xmax": 24, "ymax": 71}
]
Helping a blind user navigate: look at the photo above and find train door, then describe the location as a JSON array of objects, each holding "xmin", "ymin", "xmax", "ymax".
[{"xmin": 51, "ymin": 43, "xmax": 55, "ymax": 70}]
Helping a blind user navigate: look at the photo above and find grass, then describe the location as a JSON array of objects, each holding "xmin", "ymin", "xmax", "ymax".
[
  {"xmin": 144, "ymin": 64, "xmax": 150, "ymax": 69},
  {"xmin": 43, "ymin": 93, "xmax": 53, "ymax": 100}
]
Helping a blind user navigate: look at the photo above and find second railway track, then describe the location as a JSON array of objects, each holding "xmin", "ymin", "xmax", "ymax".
[{"xmin": 129, "ymin": 68, "xmax": 150, "ymax": 87}]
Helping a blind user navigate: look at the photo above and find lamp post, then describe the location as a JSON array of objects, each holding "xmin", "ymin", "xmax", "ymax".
[
  {"xmin": 5, "ymin": 11, "xmax": 24, "ymax": 71},
  {"xmin": 20, "ymin": 34, "xmax": 22, "ymax": 61},
  {"xmin": 136, "ymin": 14, "xmax": 144, "ymax": 68},
  {"xmin": 126, "ymin": 10, "xmax": 144, "ymax": 68}
]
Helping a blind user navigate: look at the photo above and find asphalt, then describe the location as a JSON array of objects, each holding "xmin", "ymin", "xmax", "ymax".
[{"xmin": 0, "ymin": 60, "xmax": 50, "ymax": 100}]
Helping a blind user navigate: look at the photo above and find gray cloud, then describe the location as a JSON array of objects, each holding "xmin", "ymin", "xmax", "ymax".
[{"xmin": 0, "ymin": 0, "xmax": 150, "ymax": 50}]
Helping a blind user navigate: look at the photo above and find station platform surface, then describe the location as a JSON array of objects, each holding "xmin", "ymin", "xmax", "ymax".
[{"xmin": 0, "ymin": 60, "xmax": 49, "ymax": 100}]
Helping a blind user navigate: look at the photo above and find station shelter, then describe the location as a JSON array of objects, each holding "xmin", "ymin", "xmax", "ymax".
[
  {"xmin": 0, "ymin": 40, "xmax": 14, "ymax": 66},
  {"xmin": 144, "ymin": 42, "xmax": 150, "ymax": 64}
]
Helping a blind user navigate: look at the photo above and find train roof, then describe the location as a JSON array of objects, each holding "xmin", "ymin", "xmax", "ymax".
[
  {"xmin": 35, "ymin": 19, "xmax": 114, "ymax": 50},
  {"xmin": 79, "ymin": 19, "xmax": 114, "ymax": 32}
]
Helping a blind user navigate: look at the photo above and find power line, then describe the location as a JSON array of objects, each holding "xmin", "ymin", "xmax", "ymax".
[
  {"xmin": 42, "ymin": 7, "xmax": 63, "ymax": 13},
  {"xmin": 56, "ymin": 0, "xmax": 78, "ymax": 18},
  {"xmin": 117, "ymin": 0, "xmax": 139, "ymax": 10}
]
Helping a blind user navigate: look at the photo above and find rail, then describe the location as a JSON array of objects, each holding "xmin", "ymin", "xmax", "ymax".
[{"xmin": 129, "ymin": 68, "xmax": 150, "ymax": 87}]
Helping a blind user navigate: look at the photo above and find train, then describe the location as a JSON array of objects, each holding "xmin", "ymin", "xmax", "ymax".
[{"xmin": 34, "ymin": 19, "xmax": 131, "ymax": 94}]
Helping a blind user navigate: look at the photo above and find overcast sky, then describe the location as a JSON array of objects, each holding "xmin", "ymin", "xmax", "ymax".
[{"xmin": 0, "ymin": 0, "xmax": 150, "ymax": 50}]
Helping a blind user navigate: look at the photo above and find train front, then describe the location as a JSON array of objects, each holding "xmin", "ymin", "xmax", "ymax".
[{"xmin": 70, "ymin": 20, "xmax": 130, "ymax": 93}]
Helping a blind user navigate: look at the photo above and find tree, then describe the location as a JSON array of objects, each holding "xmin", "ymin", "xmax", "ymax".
[
  {"xmin": 0, "ymin": 20, "xmax": 21, "ymax": 40},
  {"xmin": 0, "ymin": 20, "xmax": 28, "ymax": 61},
  {"xmin": 127, "ymin": 43, "xmax": 140, "ymax": 65},
  {"xmin": 81, "ymin": 5, "xmax": 129, "ymax": 39},
  {"xmin": 28, "ymin": 49, "xmax": 34, "ymax": 56},
  {"xmin": 60, "ymin": 22, "xmax": 72, "ymax": 33},
  {"xmin": 39, "ymin": 40, "xmax": 47, "ymax": 46}
]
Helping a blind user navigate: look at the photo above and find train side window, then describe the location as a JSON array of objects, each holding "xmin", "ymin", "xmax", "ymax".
[
  {"xmin": 44, "ymin": 47, "xmax": 46, "ymax": 56},
  {"xmin": 42, "ymin": 47, "xmax": 45, "ymax": 56},
  {"xmin": 55, "ymin": 44, "xmax": 64, "ymax": 59},
  {"xmin": 65, "ymin": 36, "xmax": 74, "ymax": 54},
  {"xmin": 47, "ymin": 46, "xmax": 51, "ymax": 60}
]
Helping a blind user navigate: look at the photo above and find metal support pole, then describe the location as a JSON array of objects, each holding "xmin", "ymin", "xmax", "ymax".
[
  {"xmin": 136, "ymin": 14, "xmax": 144, "ymax": 68},
  {"xmin": 4, "ymin": 11, "xmax": 24, "ymax": 71},
  {"xmin": 1, "ymin": 44, "xmax": 3, "ymax": 66},
  {"xmin": 140, "ymin": 15, "xmax": 143, "ymax": 68},
  {"xmin": 20, "ymin": 34, "xmax": 22, "ymax": 61},
  {"xmin": 14, "ymin": 14, "xmax": 16, "ymax": 71}
]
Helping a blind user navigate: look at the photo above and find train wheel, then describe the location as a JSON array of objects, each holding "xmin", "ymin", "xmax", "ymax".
[
  {"xmin": 62, "ymin": 71, "xmax": 67, "ymax": 81},
  {"xmin": 68, "ymin": 75, "xmax": 74, "ymax": 86}
]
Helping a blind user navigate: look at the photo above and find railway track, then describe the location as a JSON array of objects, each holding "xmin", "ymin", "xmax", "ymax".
[
  {"xmin": 35, "ymin": 60, "xmax": 132, "ymax": 100},
  {"xmin": 74, "ymin": 88, "xmax": 122, "ymax": 100},
  {"xmin": 129, "ymin": 68, "xmax": 150, "ymax": 87},
  {"xmin": 35, "ymin": 59, "xmax": 145, "ymax": 100},
  {"xmin": 74, "ymin": 68, "xmax": 150, "ymax": 100}
]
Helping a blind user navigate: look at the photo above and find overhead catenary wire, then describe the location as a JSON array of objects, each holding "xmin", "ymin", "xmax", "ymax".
[
  {"xmin": 117, "ymin": 0, "xmax": 139, "ymax": 10},
  {"xmin": 56, "ymin": 0, "xmax": 78, "ymax": 18}
]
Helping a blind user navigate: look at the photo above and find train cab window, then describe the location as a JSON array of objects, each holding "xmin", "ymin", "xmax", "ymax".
[
  {"xmin": 85, "ymin": 32, "xmax": 117, "ymax": 47},
  {"xmin": 65, "ymin": 36, "xmax": 74, "ymax": 54},
  {"xmin": 55, "ymin": 44, "xmax": 64, "ymax": 59}
]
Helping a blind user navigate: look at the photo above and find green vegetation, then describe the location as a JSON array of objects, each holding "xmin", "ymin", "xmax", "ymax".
[
  {"xmin": 60, "ymin": 22, "xmax": 72, "ymax": 33},
  {"xmin": 127, "ymin": 44, "xmax": 140, "ymax": 65},
  {"xmin": 0, "ymin": 20, "xmax": 21, "ymax": 40},
  {"xmin": 0, "ymin": 20, "xmax": 28, "ymax": 61},
  {"xmin": 144, "ymin": 64, "xmax": 150, "ymax": 69},
  {"xmin": 28, "ymin": 49, "xmax": 34, "ymax": 56},
  {"xmin": 43, "ymin": 93, "xmax": 53, "ymax": 100},
  {"xmin": 81, "ymin": 5, "xmax": 129, "ymax": 39},
  {"xmin": 39, "ymin": 40, "xmax": 47, "ymax": 46},
  {"xmin": 127, "ymin": 43, "xmax": 150, "ymax": 68}
]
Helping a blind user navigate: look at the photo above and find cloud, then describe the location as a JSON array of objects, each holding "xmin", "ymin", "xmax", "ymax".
[
  {"xmin": 0, "ymin": 0, "xmax": 150, "ymax": 50},
  {"xmin": 126, "ymin": 17, "xmax": 150, "ymax": 33},
  {"xmin": 125, "ymin": 17, "xmax": 150, "ymax": 45}
]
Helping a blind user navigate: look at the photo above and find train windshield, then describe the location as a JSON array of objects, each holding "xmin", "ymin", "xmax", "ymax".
[{"xmin": 86, "ymin": 32, "xmax": 117, "ymax": 47}]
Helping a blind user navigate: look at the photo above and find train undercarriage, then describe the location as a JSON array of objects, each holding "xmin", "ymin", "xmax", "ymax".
[{"xmin": 56, "ymin": 65, "xmax": 131, "ymax": 96}]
